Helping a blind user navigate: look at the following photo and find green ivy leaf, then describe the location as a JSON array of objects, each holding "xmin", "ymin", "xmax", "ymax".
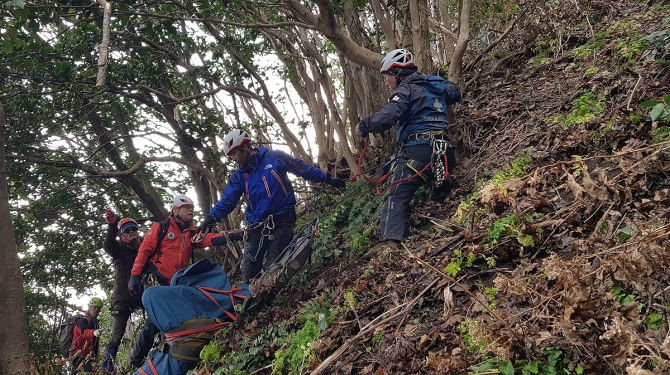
[
  {"xmin": 650, "ymin": 103, "xmax": 666, "ymax": 121},
  {"xmin": 525, "ymin": 360, "xmax": 540, "ymax": 373},
  {"xmin": 499, "ymin": 360, "xmax": 515, "ymax": 375},
  {"xmin": 3, "ymin": 0, "xmax": 26, "ymax": 7},
  {"xmin": 641, "ymin": 99, "xmax": 660, "ymax": 109},
  {"xmin": 646, "ymin": 311, "xmax": 663, "ymax": 330},
  {"xmin": 517, "ymin": 234, "xmax": 535, "ymax": 247},
  {"xmin": 615, "ymin": 226, "xmax": 633, "ymax": 242}
]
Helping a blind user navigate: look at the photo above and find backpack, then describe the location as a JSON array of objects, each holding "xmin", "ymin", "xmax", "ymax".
[
  {"xmin": 164, "ymin": 318, "xmax": 222, "ymax": 363},
  {"xmin": 141, "ymin": 220, "xmax": 172, "ymax": 285},
  {"xmin": 153, "ymin": 219, "xmax": 200, "ymax": 264},
  {"xmin": 57, "ymin": 314, "xmax": 85, "ymax": 356},
  {"xmin": 155, "ymin": 220, "xmax": 169, "ymax": 252}
]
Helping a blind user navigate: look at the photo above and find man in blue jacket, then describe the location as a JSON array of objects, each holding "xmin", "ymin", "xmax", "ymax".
[
  {"xmin": 355, "ymin": 48, "xmax": 461, "ymax": 254},
  {"xmin": 199, "ymin": 130, "xmax": 345, "ymax": 281}
]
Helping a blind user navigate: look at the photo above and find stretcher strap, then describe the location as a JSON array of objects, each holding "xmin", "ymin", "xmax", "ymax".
[
  {"xmin": 137, "ymin": 356, "xmax": 159, "ymax": 375},
  {"xmin": 164, "ymin": 321, "xmax": 229, "ymax": 341},
  {"xmin": 163, "ymin": 285, "xmax": 247, "ymax": 341}
]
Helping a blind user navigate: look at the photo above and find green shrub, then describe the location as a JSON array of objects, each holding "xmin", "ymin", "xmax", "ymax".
[
  {"xmin": 584, "ymin": 66, "xmax": 599, "ymax": 75},
  {"xmin": 563, "ymin": 92, "xmax": 605, "ymax": 126},
  {"xmin": 613, "ymin": 33, "xmax": 649, "ymax": 66},
  {"xmin": 444, "ymin": 249, "xmax": 477, "ymax": 277},
  {"xmin": 470, "ymin": 346, "xmax": 583, "ymax": 374},
  {"xmin": 272, "ymin": 295, "xmax": 340, "ymax": 374},
  {"xmin": 272, "ymin": 321, "xmax": 320, "ymax": 375},
  {"xmin": 200, "ymin": 341, "xmax": 221, "ymax": 364},
  {"xmin": 484, "ymin": 214, "xmax": 520, "ymax": 246},
  {"xmin": 492, "ymin": 156, "xmax": 534, "ymax": 184},
  {"xmin": 572, "ymin": 31, "xmax": 610, "ymax": 60},
  {"xmin": 312, "ymin": 183, "xmax": 382, "ymax": 258},
  {"xmin": 484, "ymin": 213, "xmax": 544, "ymax": 248},
  {"xmin": 642, "ymin": 94, "xmax": 670, "ymax": 122},
  {"xmin": 218, "ymin": 324, "xmax": 287, "ymax": 374}
]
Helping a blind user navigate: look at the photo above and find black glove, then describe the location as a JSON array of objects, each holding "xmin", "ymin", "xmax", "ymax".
[
  {"xmin": 355, "ymin": 121, "xmax": 368, "ymax": 137},
  {"xmin": 198, "ymin": 214, "xmax": 218, "ymax": 233},
  {"xmin": 227, "ymin": 229, "xmax": 244, "ymax": 242},
  {"xmin": 325, "ymin": 175, "xmax": 346, "ymax": 188},
  {"xmin": 128, "ymin": 275, "xmax": 143, "ymax": 296}
]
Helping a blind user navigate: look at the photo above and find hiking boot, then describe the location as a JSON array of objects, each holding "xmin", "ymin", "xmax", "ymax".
[
  {"xmin": 101, "ymin": 346, "xmax": 117, "ymax": 372},
  {"xmin": 366, "ymin": 240, "xmax": 401, "ymax": 259}
]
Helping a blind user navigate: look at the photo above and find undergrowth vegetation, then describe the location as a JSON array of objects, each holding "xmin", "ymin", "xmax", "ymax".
[
  {"xmin": 197, "ymin": 2, "xmax": 670, "ymax": 374},
  {"xmin": 310, "ymin": 182, "xmax": 383, "ymax": 258}
]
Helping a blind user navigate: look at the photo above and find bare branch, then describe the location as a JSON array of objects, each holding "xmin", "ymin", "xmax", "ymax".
[
  {"xmin": 114, "ymin": 10, "xmax": 314, "ymax": 30},
  {"xmin": 95, "ymin": 0, "xmax": 111, "ymax": 88},
  {"xmin": 18, "ymin": 155, "xmax": 222, "ymax": 192}
]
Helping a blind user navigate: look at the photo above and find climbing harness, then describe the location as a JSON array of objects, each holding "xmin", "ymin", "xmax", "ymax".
[
  {"xmin": 352, "ymin": 137, "xmax": 433, "ymax": 196},
  {"xmin": 243, "ymin": 214, "xmax": 275, "ymax": 262},
  {"xmin": 145, "ymin": 273, "xmax": 160, "ymax": 288},
  {"xmin": 430, "ymin": 132, "xmax": 454, "ymax": 189}
]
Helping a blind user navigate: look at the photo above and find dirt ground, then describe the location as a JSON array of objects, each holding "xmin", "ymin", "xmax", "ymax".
[{"xmin": 208, "ymin": 1, "xmax": 670, "ymax": 374}]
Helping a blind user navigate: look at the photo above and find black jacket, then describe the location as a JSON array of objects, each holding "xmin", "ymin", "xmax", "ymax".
[{"xmin": 103, "ymin": 223, "xmax": 142, "ymax": 307}]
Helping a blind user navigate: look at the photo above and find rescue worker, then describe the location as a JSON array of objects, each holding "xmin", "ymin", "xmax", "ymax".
[
  {"xmin": 100, "ymin": 210, "xmax": 142, "ymax": 372},
  {"xmin": 69, "ymin": 297, "xmax": 103, "ymax": 374},
  {"xmin": 127, "ymin": 195, "xmax": 243, "ymax": 368},
  {"xmin": 198, "ymin": 129, "xmax": 346, "ymax": 282},
  {"xmin": 355, "ymin": 48, "xmax": 461, "ymax": 254}
]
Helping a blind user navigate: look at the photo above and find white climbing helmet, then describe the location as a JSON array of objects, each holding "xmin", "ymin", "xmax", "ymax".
[
  {"xmin": 222, "ymin": 129, "xmax": 251, "ymax": 156},
  {"xmin": 380, "ymin": 48, "xmax": 416, "ymax": 74},
  {"xmin": 170, "ymin": 195, "xmax": 194, "ymax": 210}
]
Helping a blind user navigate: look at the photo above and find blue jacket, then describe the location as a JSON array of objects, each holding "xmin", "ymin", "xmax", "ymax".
[
  {"xmin": 359, "ymin": 73, "xmax": 461, "ymax": 146},
  {"xmin": 209, "ymin": 147, "xmax": 328, "ymax": 225}
]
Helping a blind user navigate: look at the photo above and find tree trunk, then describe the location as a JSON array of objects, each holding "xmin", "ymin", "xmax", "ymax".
[
  {"xmin": 0, "ymin": 100, "xmax": 33, "ymax": 374},
  {"xmin": 449, "ymin": 0, "xmax": 471, "ymax": 84}
]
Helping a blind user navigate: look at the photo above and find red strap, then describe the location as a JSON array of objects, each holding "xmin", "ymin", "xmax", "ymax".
[
  {"xmin": 195, "ymin": 286, "xmax": 239, "ymax": 322},
  {"xmin": 164, "ymin": 321, "xmax": 230, "ymax": 341},
  {"xmin": 137, "ymin": 367, "xmax": 149, "ymax": 375},
  {"xmin": 163, "ymin": 285, "xmax": 247, "ymax": 341},
  {"xmin": 147, "ymin": 356, "xmax": 159, "ymax": 375}
]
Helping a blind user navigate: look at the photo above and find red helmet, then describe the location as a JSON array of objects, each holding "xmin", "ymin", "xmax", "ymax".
[{"xmin": 117, "ymin": 218, "xmax": 138, "ymax": 233}]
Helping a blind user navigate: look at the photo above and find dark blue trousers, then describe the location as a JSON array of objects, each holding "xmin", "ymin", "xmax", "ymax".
[
  {"xmin": 380, "ymin": 144, "xmax": 441, "ymax": 241},
  {"xmin": 241, "ymin": 212, "xmax": 296, "ymax": 281}
]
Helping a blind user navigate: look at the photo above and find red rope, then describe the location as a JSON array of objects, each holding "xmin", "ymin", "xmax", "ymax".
[
  {"xmin": 351, "ymin": 138, "xmax": 390, "ymax": 185},
  {"xmin": 376, "ymin": 161, "xmax": 431, "ymax": 196},
  {"xmin": 351, "ymin": 137, "xmax": 432, "ymax": 196}
]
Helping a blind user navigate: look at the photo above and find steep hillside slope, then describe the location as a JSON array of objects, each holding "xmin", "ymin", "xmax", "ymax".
[{"xmin": 201, "ymin": 2, "xmax": 670, "ymax": 374}]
